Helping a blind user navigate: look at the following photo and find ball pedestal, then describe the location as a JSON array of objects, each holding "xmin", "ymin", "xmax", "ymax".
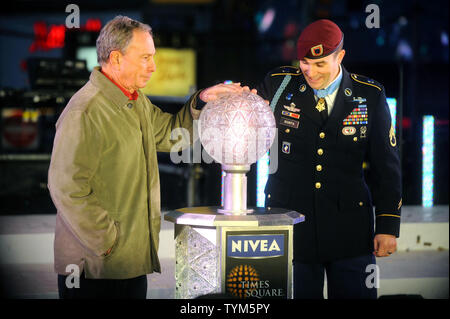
[{"xmin": 164, "ymin": 206, "xmax": 304, "ymax": 299}]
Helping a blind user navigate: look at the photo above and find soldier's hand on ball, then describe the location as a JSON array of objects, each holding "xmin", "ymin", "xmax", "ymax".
[{"xmin": 199, "ymin": 82, "xmax": 258, "ymax": 102}]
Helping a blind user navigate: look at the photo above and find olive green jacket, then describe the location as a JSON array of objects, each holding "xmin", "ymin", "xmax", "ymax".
[{"xmin": 48, "ymin": 67, "xmax": 199, "ymax": 279}]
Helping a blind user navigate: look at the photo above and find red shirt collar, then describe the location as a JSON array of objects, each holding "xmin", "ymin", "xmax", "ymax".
[{"xmin": 100, "ymin": 70, "xmax": 139, "ymax": 101}]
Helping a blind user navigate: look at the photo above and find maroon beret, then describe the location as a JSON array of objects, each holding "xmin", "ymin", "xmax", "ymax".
[{"xmin": 297, "ymin": 19, "xmax": 344, "ymax": 60}]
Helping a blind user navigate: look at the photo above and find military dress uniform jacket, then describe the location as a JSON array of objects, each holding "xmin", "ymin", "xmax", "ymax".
[
  {"xmin": 257, "ymin": 65, "xmax": 402, "ymax": 263},
  {"xmin": 48, "ymin": 67, "xmax": 199, "ymax": 279}
]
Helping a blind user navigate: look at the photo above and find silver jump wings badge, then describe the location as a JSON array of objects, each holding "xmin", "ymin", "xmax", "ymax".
[{"xmin": 283, "ymin": 102, "xmax": 300, "ymax": 113}]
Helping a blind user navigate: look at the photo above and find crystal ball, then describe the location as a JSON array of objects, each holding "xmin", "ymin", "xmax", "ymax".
[{"xmin": 198, "ymin": 91, "xmax": 276, "ymax": 165}]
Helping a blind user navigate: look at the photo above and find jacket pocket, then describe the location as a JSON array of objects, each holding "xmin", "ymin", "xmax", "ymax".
[
  {"xmin": 337, "ymin": 127, "xmax": 369, "ymax": 151},
  {"xmin": 103, "ymin": 221, "xmax": 120, "ymax": 259},
  {"xmin": 338, "ymin": 187, "xmax": 371, "ymax": 213},
  {"xmin": 265, "ymin": 176, "xmax": 291, "ymax": 208}
]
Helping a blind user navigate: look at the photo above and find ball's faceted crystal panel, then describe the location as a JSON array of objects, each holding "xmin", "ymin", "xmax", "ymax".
[{"xmin": 199, "ymin": 91, "xmax": 276, "ymax": 165}]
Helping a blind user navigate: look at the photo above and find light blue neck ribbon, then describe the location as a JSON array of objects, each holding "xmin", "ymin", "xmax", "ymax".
[{"xmin": 313, "ymin": 66, "xmax": 343, "ymax": 98}]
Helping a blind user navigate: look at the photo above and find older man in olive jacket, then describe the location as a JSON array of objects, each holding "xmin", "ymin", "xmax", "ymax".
[{"xmin": 48, "ymin": 16, "xmax": 247, "ymax": 299}]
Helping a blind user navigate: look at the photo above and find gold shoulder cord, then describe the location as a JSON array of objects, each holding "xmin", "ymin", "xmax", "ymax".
[
  {"xmin": 350, "ymin": 74, "xmax": 381, "ymax": 91},
  {"xmin": 271, "ymin": 67, "xmax": 302, "ymax": 77}
]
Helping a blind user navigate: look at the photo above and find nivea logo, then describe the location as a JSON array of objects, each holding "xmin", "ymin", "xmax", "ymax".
[{"xmin": 227, "ymin": 235, "xmax": 285, "ymax": 258}]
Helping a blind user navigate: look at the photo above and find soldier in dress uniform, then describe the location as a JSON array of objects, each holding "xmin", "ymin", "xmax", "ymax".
[{"xmin": 257, "ymin": 19, "xmax": 402, "ymax": 299}]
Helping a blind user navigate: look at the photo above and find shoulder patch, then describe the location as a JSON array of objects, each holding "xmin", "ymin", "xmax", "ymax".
[
  {"xmin": 270, "ymin": 66, "xmax": 302, "ymax": 77},
  {"xmin": 350, "ymin": 73, "xmax": 382, "ymax": 91}
]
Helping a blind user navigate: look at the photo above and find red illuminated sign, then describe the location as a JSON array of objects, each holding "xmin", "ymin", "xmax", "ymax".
[{"xmin": 29, "ymin": 19, "xmax": 102, "ymax": 52}]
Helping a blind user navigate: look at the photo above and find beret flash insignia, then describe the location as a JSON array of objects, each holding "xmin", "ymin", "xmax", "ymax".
[{"xmin": 311, "ymin": 44, "xmax": 324, "ymax": 57}]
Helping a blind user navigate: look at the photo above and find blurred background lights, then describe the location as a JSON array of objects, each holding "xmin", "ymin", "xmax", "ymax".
[
  {"xmin": 376, "ymin": 34, "xmax": 385, "ymax": 46},
  {"xmin": 387, "ymin": 97, "xmax": 397, "ymax": 133},
  {"xmin": 441, "ymin": 31, "xmax": 449, "ymax": 46},
  {"xmin": 257, "ymin": 8, "xmax": 275, "ymax": 33},
  {"xmin": 396, "ymin": 39, "xmax": 413, "ymax": 60},
  {"xmin": 256, "ymin": 151, "xmax": 270, "ymax": 207},
  {"xmin": 422, "ymin": 115, "xmax": 435, "ymax": 207},
  {"xmin": 398, "ymin": 16, "xmax": 408, "ymax": 26}
]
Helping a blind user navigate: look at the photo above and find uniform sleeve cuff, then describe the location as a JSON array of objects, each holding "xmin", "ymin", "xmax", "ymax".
[{"xmin": 375, "ymin": 214, "xmax": 401, "ymax": 237}]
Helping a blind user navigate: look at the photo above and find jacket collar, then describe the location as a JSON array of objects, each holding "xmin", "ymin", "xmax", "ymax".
[
  {"xmin": 294, "ymin": 65, "xmax": 355, "ymax": 128},
  {"xmin": 100, "ymin": 70, "xmax": 139, "ymax": 101},
  {"xmin": 325, "ymin": 66, "xmax": 355, "ymax": 129},
  {"xmin": 292, "ymin": 75, "xmax": 322, "ymax": 126},
  {"xmin": 89, "ymin": 67, "xmax": 134, "ymax": 110}
]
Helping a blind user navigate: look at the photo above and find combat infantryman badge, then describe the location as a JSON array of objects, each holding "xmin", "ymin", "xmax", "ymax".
[{"xmin": 353, "ymin": 96, "xmax": 367, "ymax": 104}]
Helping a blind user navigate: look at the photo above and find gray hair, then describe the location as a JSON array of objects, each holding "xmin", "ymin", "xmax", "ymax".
[{"xmin": 96, "ymin": 16, "xmax": 153, "ymax": 66}]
